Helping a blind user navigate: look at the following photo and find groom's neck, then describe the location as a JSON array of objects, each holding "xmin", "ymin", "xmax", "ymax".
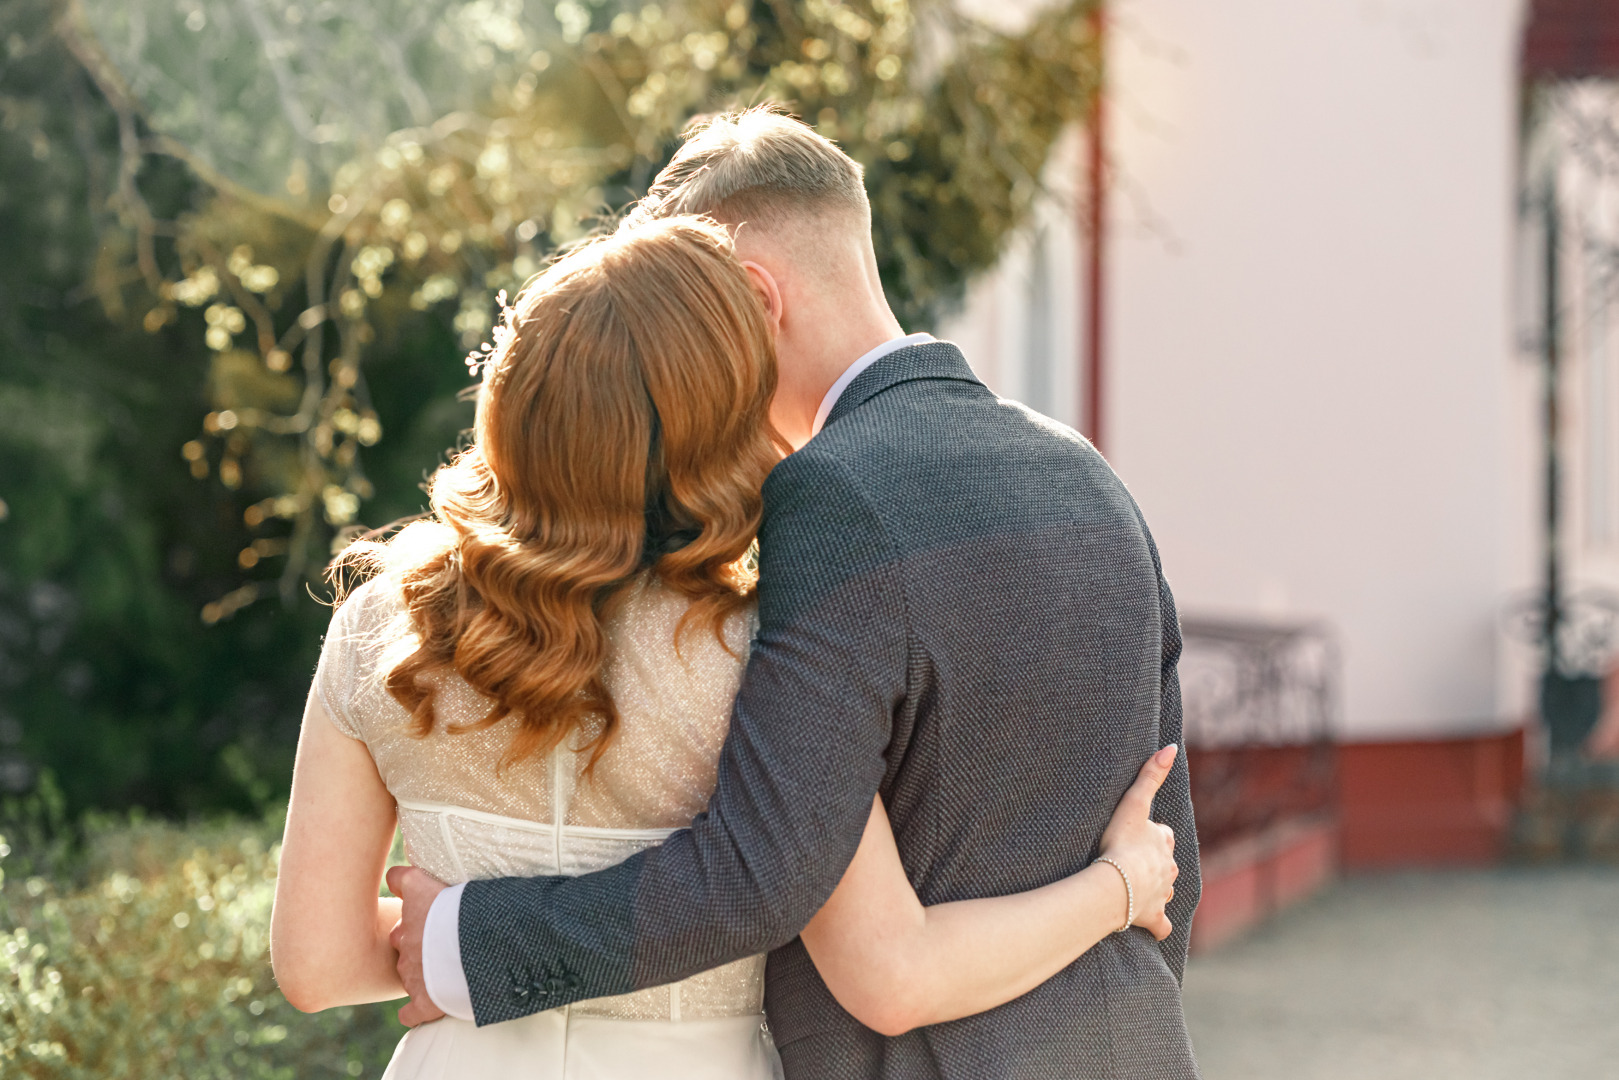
[
  {"xmin": 803, "ymin": 281, "xmax": 906, "ymax": 398},
  {"xmin": 765, "ymin": 231, "xmax": 904, "ymax": 448},
  {"xmin": 777, "ymin": 312, "xmax": 904, "ymax": 449}
]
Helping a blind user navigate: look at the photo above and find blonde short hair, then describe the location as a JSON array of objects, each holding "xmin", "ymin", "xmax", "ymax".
[{"xmin": 626, "ymin": 106, "xmax": 869, "ymax": 231}]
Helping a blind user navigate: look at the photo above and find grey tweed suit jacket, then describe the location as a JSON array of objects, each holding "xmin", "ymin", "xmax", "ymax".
[{"xmin": 458, "ymin": 342, "xmax": 1202, "ymax": 1079}]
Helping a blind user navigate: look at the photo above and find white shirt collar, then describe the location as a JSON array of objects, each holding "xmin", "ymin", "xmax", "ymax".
[{"xmin": 811, "ymin": 332, "xmax": 934, "ymax": 437}]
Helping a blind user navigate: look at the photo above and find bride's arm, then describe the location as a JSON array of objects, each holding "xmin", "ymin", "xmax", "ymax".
[
  {"xmin": 799, "ymin": 745, "xmax": 1180, "ymax": 1037},
  {"xmin": 270, "ymin": 690, "xmax": 405, "ymax": 1012}
]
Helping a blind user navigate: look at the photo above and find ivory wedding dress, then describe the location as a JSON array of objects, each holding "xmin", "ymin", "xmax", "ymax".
[{"xmin": 311, "ymin": 575, "xmax": 781, "ymax": 1080}]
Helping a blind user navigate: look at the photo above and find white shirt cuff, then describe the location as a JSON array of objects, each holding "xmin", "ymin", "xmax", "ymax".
[{"xmin": 421, "ymin": 881, "xmax": 475, "ymax": 1022}]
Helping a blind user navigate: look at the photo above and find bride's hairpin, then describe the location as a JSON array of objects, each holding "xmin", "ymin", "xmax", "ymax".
[{"xmin": 464, "ymin": 289, "xmax": 516, "ymax": 378}]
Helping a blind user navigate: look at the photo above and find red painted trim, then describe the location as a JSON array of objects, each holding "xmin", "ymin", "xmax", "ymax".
[
  {"xmin": 1186, "ymin": 743, "xmax": 1336, "ymax": 852},
  {"xmin": 1187, "ymin": 731, "xmax": 1527, "ymax": 949},
  {"xmin": 1337, "ymin": 729, "xmax": 1527, "ymax": 868},
  {"xmin": 1081, "ymin": 2, "xmax": 1107, "ymax": 453},
  {"xmin": 1523, "ymin": 0, "xmax": 1619, "ymax": 80},
  {"xmin": 1192, "ymin": 816, "xmax": 1338, "ymax": 953}
]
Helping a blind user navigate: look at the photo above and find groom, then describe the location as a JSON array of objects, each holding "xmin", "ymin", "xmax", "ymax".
[{"xmin": 391, "ymin": 107, "xmax": 1202, "ymax": 1078}]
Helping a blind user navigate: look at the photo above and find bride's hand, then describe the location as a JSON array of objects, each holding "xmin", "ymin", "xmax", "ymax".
[{"xmin": 1097, "ymin": 745, "xmax": 1180, "ymax": 941}]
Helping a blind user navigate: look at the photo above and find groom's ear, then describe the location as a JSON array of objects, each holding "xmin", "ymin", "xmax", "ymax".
[{"xmin": 740, "ymin": 260, "xmax": 784, "ymax": 333}]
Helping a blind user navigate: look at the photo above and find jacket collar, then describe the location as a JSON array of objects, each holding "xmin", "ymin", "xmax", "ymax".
[{"xmin": 821, "ymin": 340, "xmax": 984, "ymax": 431}]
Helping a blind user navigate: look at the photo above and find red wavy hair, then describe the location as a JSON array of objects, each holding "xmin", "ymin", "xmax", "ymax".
[{"xmin": 338, "ymin": 216, "xmax": 783, "ymax": 768}]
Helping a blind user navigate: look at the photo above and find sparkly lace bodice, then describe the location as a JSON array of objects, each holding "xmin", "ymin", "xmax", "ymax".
[{"xmin": 312, "ymin": 575, "xmax": 763, "ymax": 1021}]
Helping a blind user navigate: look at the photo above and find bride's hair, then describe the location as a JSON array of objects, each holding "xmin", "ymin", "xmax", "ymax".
[{"xmin": 337, "ymin": 216, "xmax": 783, "ymax": 769}]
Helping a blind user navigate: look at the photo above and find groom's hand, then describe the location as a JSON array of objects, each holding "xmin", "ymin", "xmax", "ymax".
[{"xmin": 386, "ymin": 865, "xmax": 449, "ymax": 1028}]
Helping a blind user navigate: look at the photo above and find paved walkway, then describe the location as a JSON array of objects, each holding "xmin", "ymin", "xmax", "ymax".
[{"xmin": 1183, "ymin": 868, "xmax": 1619, "ymax": 1079}]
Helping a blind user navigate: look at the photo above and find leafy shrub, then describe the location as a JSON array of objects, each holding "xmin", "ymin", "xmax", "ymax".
[
  {"xmin": 0, "ymin": 0, "xmax": 471, "ymax": 820},
  {"xmin": 0, "ymin": 805, "xmax": 404, "ymax": 1078}
]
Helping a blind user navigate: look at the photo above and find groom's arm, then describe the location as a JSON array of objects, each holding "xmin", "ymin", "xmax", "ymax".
[{"xmin": 452, "ymin": 448, "xmax": 909, "ymax": 1025}]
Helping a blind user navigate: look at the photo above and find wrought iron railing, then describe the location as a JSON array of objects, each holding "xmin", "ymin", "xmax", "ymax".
[{"xmin": 1179, "ymin": 616, "xmax": 1339, "ymax": 851}]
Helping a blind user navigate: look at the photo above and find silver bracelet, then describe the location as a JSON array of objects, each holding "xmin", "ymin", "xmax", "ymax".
[{"xmin": 1094, "ymin": 856, "xmax": 1134, "ymax": 933}]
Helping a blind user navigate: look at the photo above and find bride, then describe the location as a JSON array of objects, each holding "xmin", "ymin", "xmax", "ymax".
[{"xmin": 268, "ymin": 215, "xmax": 1181, "ymax": 1079}]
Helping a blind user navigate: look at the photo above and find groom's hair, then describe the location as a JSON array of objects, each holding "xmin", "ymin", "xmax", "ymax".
[{"xmin": 626, "ymin": 106, "xmax": 869, "ymax": 232}]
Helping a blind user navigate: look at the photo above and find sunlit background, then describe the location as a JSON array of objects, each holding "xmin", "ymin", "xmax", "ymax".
[{"xmin": 0, "ymin": 0, "xmax": 1615, "ymax": 1076}]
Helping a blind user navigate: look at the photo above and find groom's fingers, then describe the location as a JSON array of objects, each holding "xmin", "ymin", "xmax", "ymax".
[
  {"xmin": 387, "ymin": 864, "xmax": 451, "ymax": 907},
  {"xmin": 397, "ymin": 995, "xmax": 446, "ymax": 1028}
]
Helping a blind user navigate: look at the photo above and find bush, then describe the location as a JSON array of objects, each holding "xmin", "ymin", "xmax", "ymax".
[
  {"xmin": 0, "ymin": 801, "xmax": 404, "ymax": 1078},
  {"xmin": 0, "ymin": 0, "xmax": 472, "ymax": 820}
]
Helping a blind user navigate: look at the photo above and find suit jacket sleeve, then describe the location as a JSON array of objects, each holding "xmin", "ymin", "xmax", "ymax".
[
  {"xmin": 1141, "ymin": 523, "xmax": 1201, "ymax": 982},
  {"xmin": 456, "ymin": 448, "xmax": 909, "ymax": 1025}
]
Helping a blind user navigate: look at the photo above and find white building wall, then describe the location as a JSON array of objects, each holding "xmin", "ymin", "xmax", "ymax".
[{"xmin": 942, "ymin": 0, "xmax": 1537, "ymax": 740}]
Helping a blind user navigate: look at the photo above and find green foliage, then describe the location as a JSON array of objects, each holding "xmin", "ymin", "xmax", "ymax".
[
  {"xmin": 0, "ymin": 805, "xmax": 404, "ymax": 1078},
  {"xmin": 64, "ymin": 0, "xmax": 1100, "ymax": 603},
  {"xmin": 0, "ymin": 0, "xmax": 473, "ymax": 815},
  {"xmin": 0, "ymin": 0, "xmax": 1098, "ymax": 816},
  {"xmin": 0, "ymin": 6, "xmax": 1101, "ymax": 1056}
]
